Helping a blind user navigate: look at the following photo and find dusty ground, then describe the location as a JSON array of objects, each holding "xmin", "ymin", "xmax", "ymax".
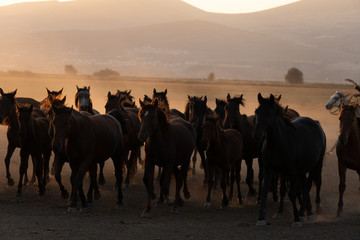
[{"xmin": 0, "ymin": 75, "xmax": 359, "ymax": 239}]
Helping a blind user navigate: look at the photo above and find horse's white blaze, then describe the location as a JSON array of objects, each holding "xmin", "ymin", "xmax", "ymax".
[{"xmin": 144, "ymin": 111, "xmax": 149, "ymax": 117}]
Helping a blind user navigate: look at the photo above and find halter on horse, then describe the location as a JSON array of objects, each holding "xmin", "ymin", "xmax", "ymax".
[{"xmin": 325, "ymin": 91, "xmax": 350, "ymax": 115}]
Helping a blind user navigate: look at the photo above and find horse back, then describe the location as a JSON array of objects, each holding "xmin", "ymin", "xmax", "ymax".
[{"xmin": 16, "ymin": 97, "xmax": 40, "ymax": 109}]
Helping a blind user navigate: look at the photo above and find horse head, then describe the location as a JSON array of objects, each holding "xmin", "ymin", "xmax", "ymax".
[
  {"xmin": 223, "ymin": 93, "xmax": 244, "ymax": 129},
  {"xmin": 338, "ymin": 103, "xmax": 359, "ymax": 145},
  {"xmin": 75, "ymin": 86, "xmax": 91, "ymax": 112},
  {"xmin": 0, "ymin": 88, "xmax": 17, "ymax": 124}
]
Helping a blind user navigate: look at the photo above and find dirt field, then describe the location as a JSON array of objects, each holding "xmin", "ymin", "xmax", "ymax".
[{"xmin": 0, "ymin": 75, "xmax": 359, "ymax": 239}]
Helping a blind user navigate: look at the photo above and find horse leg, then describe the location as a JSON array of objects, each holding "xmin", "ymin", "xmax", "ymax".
[
  {"xmin": 43, "ymin": 149, "xmax": 52, "ymax": 185},
  {"xmin": 98, "ymin": 161, "xmax": 106, "ymax": 185},
  {"xmin": 156, "ymin": 166, "xmax": 162, "ymax": 181},
  {"xmin": 274, "ymin": 175, "xmax": 286, "ymax": 218},
  {"xmin": 141, "ymin": 159, "xmax": 155, "ymax": 217},
  {"xmin": 183, "ymin": 165, "xmax": 191, "ymax": 200},
  {"xmin": 87, "ymin": 163, "xmax": 97, "ymax": 205},
  {"xmin": 16, "ymin": 150, "xmax": 29, "ymax": 197},
  {"xmin": 204, "ymin": 164, "xmax": 214, "ymax": 209},
  {"xmin": 337, "ymin": 162, "xmax": 347, "ymax": 217},
  {"xmin": 199, "ymin": 150, "xmax": 207, "ymax": 187},
  {"xmin": 157, "ymin": 167, "xmax": 166, "ymax": 206},
  {"xmin": 272, "ymin": 172, "xmax": 279, "ymax": 202},
  {"xmin": 34, "ymin": 154, "xmax": 46, "ymax": 196},
  {"xmin": 68, "ymin": 168, "xmax": 86, "ymax": 212},
  {"xmin": 192, "ymin": 148, "xmax": 197, "ymax": 175},
  {"xmin": 173, "ymin": 164, "xmax": 187, "ymax": 212},
  {"xmin": 28, "ymin": 156, "xmax": 36, "ymax": 185},
  {"xmin": 160, "ymin": 166, "xmax": 174, "ymax": 212},
  {"xmin": 257, "ymin": 157, "xmax": 263, "ymax": 204},
  {"xmin": 228, "ymin": 165, "xmax": 235, "ymax": 201},
  {"xmin": 54, "ymin": 153, "xmax": 69, "ymax": 199},
  {"xmin": 288, "ymin": 175, "xmax": 301, "ymax": 227},
  {"xmin": 213, "ymin": 167, "xmax": 220, "ymax": 190},
  {"xmin": 5, "ymin": 143, "xmax": 16, "ymax": 186},
  {"xmin": 79, "ymin": 182, "xmax": 87, "ymax": 211},
  {"xmin": 112, "ymin": 151, "xmax": 124, "ymax": 208},
  {"xmin": 256, "ymin": 168, "xmax": 273, "ymax": 226},
  {"xmin": 245, "ymin": 158, "xmax": 256, "ymax": 197},
  {"xmin": 220, "ymin": 167, "xmax": 229, "ymax": 208},
  {"xmin": 235, "ymin": 161, "xmax": 243, "ymax": 205}
]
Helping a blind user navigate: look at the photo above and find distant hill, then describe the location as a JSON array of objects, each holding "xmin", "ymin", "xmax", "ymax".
[{"xmin": 0, "ymin": 0, "xmax": 358, "ymax": 82}]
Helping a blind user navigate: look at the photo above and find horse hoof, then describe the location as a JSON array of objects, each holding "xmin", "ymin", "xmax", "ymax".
[
  {"xmin": 170, "ymin": 208, "xmax": 179, "ymax": 214},
  {"xmin": 337, "ymin": 210, "xmax": 344, "ymax": 217},
  {"xmin": 141, "ymin": 211, "xmax": 151, "ymax": 218},
  {"xmin": 115, "ymin": 204, "xmax": 123, "ymax": 209},
  {"xmin": 307, "ymin": 215, "xmax": 316, "ymax": 223},
  {"xmin": 94, "ymin": 192, "xmax": 101, "ymax": 200},
  {"xmin": 98, "ymin": 178, "xmax": 106, "ymax": 186},
  {"xmin": 184, "ymin": 191, "xmax": 191, "ymax": 200},
  {"xmin": 16, "ymin": 192, "xmax": 21, "ymax": 197},
  {"xmin": 8, "ymin": 178, "xmax": 15, "ymax": 186},
  {"xmin": 273, "ymin": 213, "xmax": 282, "ymax": 219},
  {"xmin": 299, "ymin": 216, "xmax": 305, "ymax": 222},
  {"xmin": 248, "ymin": 189, "xmax": 257, "ymax": 197},
  {"xmin": 204, "ymin": 202, "xmax": 211, "ymax": 209},
  {"xmin": 292, "ymin": 221, "xmax": 302, "ymax": 228},
  {"xmin": 256, "ymin": 220, "xmax": 267, "ymax": 227},
  {"xmin": 67, "ymin": 207, "xmax": 77, "ymax": 213},
  {"xmin": 165, "ymin": 196, "xmax": 174, "ymax": 206}
]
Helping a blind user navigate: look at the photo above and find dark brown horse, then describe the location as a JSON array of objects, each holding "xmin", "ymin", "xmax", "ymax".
[
  {"xmin": 105, "ymin": 91, "xmax": 142, "ymax": 186},
  {"xmin": 152, "ymin": 88, "xmax": 185, "ymax": 119},
  {"xmin": 336, "ymin": 103, "xmax": 360, "ymax": 217},
  {"xmin": 17, "ymin": 104, "xmax": 51, "ymax": 196},
  {"xmin": 254, "ymin": 93, "xmax": 326, "ymax": 227},
  {"xmin": 223, "ymin": 94, "xmax": 257, "ymax": 196},
  {"xmin": 0, "ymin": 88, "xmax": 45, "ymax": 186},
  {"xmin": 51, "ymin": 104, "xmax": 124, "ymax": 212},
  {"xmin": 138, "ymin": 99, "xmax": 196, "ymax": 217},
  {"xmin": 202, "ymin": 116, "xmax": 244, "ymax": 208},
  {"xmin": 116, "ymin": 89, "xmax": 137, "ymax": 108},
  {"xmin": 185, "ymin": 95, "xmax": 215, "ymax": 184},
  {"xmin": 214, "ymin": 98, "xmax": 227, "ymax": 123}
]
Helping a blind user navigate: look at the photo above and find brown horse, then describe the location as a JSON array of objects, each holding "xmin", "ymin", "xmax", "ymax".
[
  {"xmin": 202, "ymin": 116, "xmax": 244, "ymax": 208},
  {"xmin": 51, "ymin": 104, "xmax": 124, "ymax": 212},
  {"xmin": 152, "ymin": 88, "xmax": 185, "ymax": 119},
  {"xmin": 105, "ymin": 91, "xmax": 142, "ymax": 186},
  {"xmin": 17, "ymin": 104, "xmax": 51, "ymax": 196},
  {"xmin": 138, "ymin": 99, "xmax": 196, "ymax": 217},
  {"xmin": 116, "ymin": 89, "xmax": 137, "ymax": 108},
  {"xmin": 0, "ymin": 88, "xmax": 45, "ymax": 186},
  {"xmin": 75, "ymin": 86, "xmax": 100, "ymax": 115},
  {"xmin": 223, "ymin": 94, "xmax": 257, "ymax": 196},
  {"xmin": 336, "ymin": 103, "xmax": 360, "ymax": 217}
]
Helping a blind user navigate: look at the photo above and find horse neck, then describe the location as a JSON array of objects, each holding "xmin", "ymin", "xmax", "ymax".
[
  {"xmin": 235, "ymin": 112, "xmax": 252, "ymax": 137},
  {"xmin": 7, "ymin": 104, "xmax": 20, "ymax": 130},
  {"xmin": 349, "ymin": 118, "xmax": 360, "ymax": 143}
]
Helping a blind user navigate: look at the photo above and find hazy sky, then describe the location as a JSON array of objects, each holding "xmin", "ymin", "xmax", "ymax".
[{"xmin": 0, "ymin": 0, "xmax": 300, "ymax": 13}]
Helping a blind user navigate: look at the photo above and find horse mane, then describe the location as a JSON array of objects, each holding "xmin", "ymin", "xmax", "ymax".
[{"xmin": 156, "ymin": 107, "xmax": 169, "ymax": 128}]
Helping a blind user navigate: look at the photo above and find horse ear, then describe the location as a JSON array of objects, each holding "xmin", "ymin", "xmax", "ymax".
[
  {"xmin": 164, "ymin": 89, "xmax": 167, "ymax": 95},
  {"xmin": 76, "ymin": 85, "xmax": 79, "ymax": 91},
  {"xmin": 61, "ymin": 96, "xmax": 66, "ymax": 105},
  {"xmin": 59, "ymin": 88, "xmax": 63, "ymax": 94},
  {"xmin": 87, "ymin": 86, "xmax": 90, "ymax": 91},
  {"xmin": 276, "ymin": 95, "xmax": 282, "ymax": 102},
  {"xmin": 188, "ymin": 95, "xmax": 191, "ymax": 100},
  {"xmin": 258, "ymin": 93, "xmax": 265, "ymax": 104},
  {"xmin": 204, "ymin": 96, "xmax": 207, "ymax": 104},
  {"xmin": 108, "ymin": 91, "xmax": 111, "ymax": 99},
  {"xmin": 153, "ymin": 99, "xmax": 158, "ymax": 108},
  {"xmin": 216, "ymin": 98, "xmax": 219, "ymax": 104},
  {"xmin": 46, "ymin": 87, "xmax": 51, "ymax": 95},
  {"xmin": 269, "ymin": 94, "xmax": 275, "ymax": 103},
  {"xmin": 0, "ymin": 88, "xmax": 3, "ymax": 96},
  {"xmin": 11, "ymin": 89, "xmax": 17, "ymax": 97},
  {"xmin": 29, "ymin": 104, "xmax": 33, "ymax": 112},
  {"xmin": 139, "ymin": 99, "xmax": 145, "ymax": 108},
  {"xmin": 153, "ymin": 88, "xmax": 156, "ymax": 95},
  {"xmin": 227, "ymin": 93, "xmax": 231, "ymax": 101},
  {"xmin": 285, "ymin": 105, "xmax": 288, "ymax": 112},
  {"xmin": 128, "ymin": 90, "xmax": 131, "ymax": 95}
]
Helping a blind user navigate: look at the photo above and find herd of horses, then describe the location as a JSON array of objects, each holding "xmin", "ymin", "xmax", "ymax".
[{"xmin": 0, "ymin": 85, "xmax": 359, "ymax": 227}]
